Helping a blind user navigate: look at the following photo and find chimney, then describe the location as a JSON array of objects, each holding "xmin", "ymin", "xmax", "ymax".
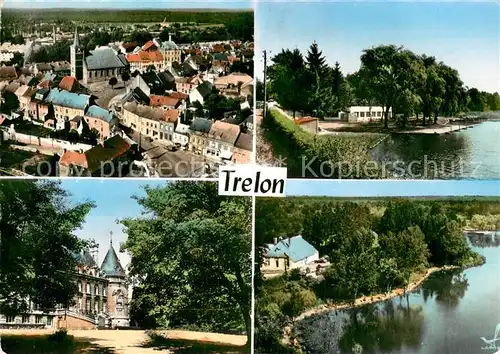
[
  {"xmin": 169, "ymin": 33, "xmax": 172, "ymax": 42},
  {"xmin": 273, "ymin": 237, "xmax": 277, "ymax": 245}
]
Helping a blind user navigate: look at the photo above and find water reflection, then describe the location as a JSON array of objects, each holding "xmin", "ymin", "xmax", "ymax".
[
  {"xmin": 372, "ymin": 121, "xmax": 500, "ymax": 179},
  {"xmin": 420, "ymin": 270, "xmax": 469, "ymax": 309},
  {"xmin": 467, "ymin": 232, "xmax": 500, "ymax": 248}
]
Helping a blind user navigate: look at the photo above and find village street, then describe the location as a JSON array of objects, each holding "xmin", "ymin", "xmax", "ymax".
[{"xmin": 127, "ymin": 130, "xmax": 206, "ymax": 177}]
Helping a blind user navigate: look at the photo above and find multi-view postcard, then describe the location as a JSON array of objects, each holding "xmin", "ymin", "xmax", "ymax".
[
  {"xmin": 256, "ymin": 2, "xmax": 499, "ymax": 179},
  {"xmin": 0, "ymin": 2, "xmax": 254, "ymax": 177}
]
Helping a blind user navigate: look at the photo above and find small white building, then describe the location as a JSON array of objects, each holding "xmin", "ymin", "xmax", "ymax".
[
  {"xmin": 189, "ymin": 81, "xmax": 212, "ymax": 105},
  {"xmin": 261, "ymin": 235, "xmax": 319, "ymax": 274},
  {"xmin": 340, "ymin": 106, "xmax": 392, "ymax": 123},
  {"xmin": 173, "ymin": 122, "xmax": 190, "ymax": 148}
]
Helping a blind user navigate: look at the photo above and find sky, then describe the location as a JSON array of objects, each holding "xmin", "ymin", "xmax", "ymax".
[
  {"xmin": 285, "ymin": 179, "xmax": 500, "ymax": 197},
  {"xmin": 4, "ymin": 0, "xmax": 254, "ymax": 9},
  {"xmin": 61, "ymin": 179, "xmax": 167, "ymax": 269},
  {"xmin": 255, "ymin": 1, "xmax": 500, "ymax": 93}
]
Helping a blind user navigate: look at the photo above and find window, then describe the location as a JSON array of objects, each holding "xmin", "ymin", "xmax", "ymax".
[
  {"xmin": 95, "ymin": 286, "xmax": 99, "ymax": 295},
  {"xmin": 46, "ymin": 316, "xmax": 52, "ymax": 326},
  {"xmin": 78, "ymin": 282, "xmax": 82, "ymax": 292},
  {"xmin": 35, "ymin": 315, "xmax": 43, "ymax": 324},
  {"xmin": 377, "ymin": 111, "xmax": 382, "ymax": 117},
  {"xmin": 360, "ymin": 112, "xmax": 365, "ymax": 118},
  {"xmin": 102, "ymin": 288, "xmax": 106, "ymax": 296},
  {"xmin": 6, "ymin": 316, "xmax": 15, "ymax": 323},
  {"xmin": 22, "ymin": 315, "xmax": 29, "ymax": 323},
  {"xmin": 86, "ymin": 283, "xmax": 91, "ymax": 294},
  {"xmin": 275, "ymin": 260, "xmax": 279, "ymax": 268}
]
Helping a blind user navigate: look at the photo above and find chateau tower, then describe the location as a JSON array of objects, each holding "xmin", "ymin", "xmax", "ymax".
[
  {"xmin": 70, "ymin": 27, "xmax": 84, "ymax": 80},
  {"xmin": 100, "ymin": 238, "xmax": 129, "ymax": 328}
]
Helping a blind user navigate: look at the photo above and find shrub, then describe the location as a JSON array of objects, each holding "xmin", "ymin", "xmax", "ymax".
[{"xmin": 265, "ymin": 109, "xmax": 384, "ymax": 178}]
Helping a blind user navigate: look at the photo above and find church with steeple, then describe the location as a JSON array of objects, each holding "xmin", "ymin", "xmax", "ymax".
[
  {"xmin": 0, "ymin": 238, "xmax": 131, "ymax": 329},
  {"xmin": 69, "ymin": 27, "xmax": 129, "ymax": 85},
  {"xmin": 70, "ymin": 27, "xmax": 84, "ymax": 80}
]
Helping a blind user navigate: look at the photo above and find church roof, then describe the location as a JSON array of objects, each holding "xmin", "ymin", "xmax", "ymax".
[
  {"xmin": 85, "ymin": 48, "xmax": 128, "ymax": 70},
  {"xmin": 73, "ymin": 27, "xmax": 81, "ymax": 47},
  {"xmin": 100, "ymin": 244, "xmax": 126, "ymax": 277}
]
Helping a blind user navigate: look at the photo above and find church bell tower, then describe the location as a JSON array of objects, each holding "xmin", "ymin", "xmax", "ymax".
[{"xmin": 70, "ymin": 27, "xmax": 84, "ymax": 80}]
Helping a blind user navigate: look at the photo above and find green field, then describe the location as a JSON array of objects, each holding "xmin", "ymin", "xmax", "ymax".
[{"xmin": 3, "ymin": 9, "xmax": 253, "ymax": 24}]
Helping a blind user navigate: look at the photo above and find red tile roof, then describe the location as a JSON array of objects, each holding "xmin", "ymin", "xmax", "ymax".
[
  {"xmin": 127, "ymin": 50, "xmax": 164, "ymax": 63},
  {"xmin": 150, "ymin": 95, "xmax": 180, "ymax": 108},
  {"xmin": 294, "ymin": 117, "xmax": 318, "ymax": 125},
  {"xmin": 142, "ymin": 41, "xmax": 158, "ymax": 52},
  {"xmin": 59, "ymin": 150, "xmax": 88, "ymax": 168},
  {"xmin": 164, "ymin": 109, "xmax": 179, "ymax": 123},
  {"xmin": 58, "ymin": 76, "xmax": 80, "ymax": 92},
  {"xmin": 167, "ymin": 91, "xmax": 189, "ymax": 100}
]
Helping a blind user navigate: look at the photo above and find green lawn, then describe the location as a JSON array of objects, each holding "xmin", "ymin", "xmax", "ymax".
[
  {"xmin": 0, "ymin": 143, "xmax": 37, "ymax": 169},
  {"xmin": 1, "ymin": 334, "xmax": 113, "ymax": 354}
]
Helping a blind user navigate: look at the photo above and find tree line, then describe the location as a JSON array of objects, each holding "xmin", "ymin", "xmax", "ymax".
[
  {"xmin": 255, "ymin": 197, "xmax": 496, "ymax": 353},
  {"xmin": 267, "ymin": 42, "xmax": 500, "ymax": 127}
]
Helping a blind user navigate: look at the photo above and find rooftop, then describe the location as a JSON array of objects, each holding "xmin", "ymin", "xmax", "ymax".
[
  {"xmin": 266, "ymin": 235, "xmax": 318, "ymax": 263},
  {"xmin": 123, "ymin": 102, "xmax": 176, "ymax": 122},
  {"xmin": 85, "ymin": 105, "xmax": 114, "ymax": 123},
  {"xmin": 235, "ymin": 133, "xmax": 252, "ymax": 151},
  {"xmin": 101, "ymin": 244, "xmax": 126, "ymax": 277},
  {"xmin": 208, "ymin": 120, "xmax": 240, "ymax": 145},
  {"xmin": 45, "ymin": 88, "xmax": 91, "ymax": 110},
  {"xmin": 86, "ymin": 48, "xmax": 128, "ymax": 70}
]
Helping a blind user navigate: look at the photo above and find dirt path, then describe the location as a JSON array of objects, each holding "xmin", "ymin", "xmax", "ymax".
[
  {"xmin": 0, "ymin": 329, "xmax": 247, "ymax": 354},
  {"xmin": 296, "ymin": 265, "xmax": 459, "ymax": 321}
]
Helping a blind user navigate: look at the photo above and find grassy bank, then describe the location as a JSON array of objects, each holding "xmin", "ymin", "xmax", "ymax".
[{"xmin": 263, "ymin": 108, "xmax": 386, "ymax": 178}]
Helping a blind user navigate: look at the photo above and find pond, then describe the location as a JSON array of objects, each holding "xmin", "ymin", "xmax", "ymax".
[
  {"xmin": 296, "ymin": 232, "xmax": 500, "ymax": 354},
  {"xmin": 371, "ymin": 121, "xmax": 500, "ymax": 179}
]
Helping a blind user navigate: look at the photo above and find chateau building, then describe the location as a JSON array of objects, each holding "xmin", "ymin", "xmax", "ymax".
[{"xmin": 0, "ymin": 241, "xmax": 130, "ymax": 329}]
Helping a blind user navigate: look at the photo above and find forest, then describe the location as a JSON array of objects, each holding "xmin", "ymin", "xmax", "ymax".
[
  {"xmin": 267, "ymin": 42, "xmax": 500, "ymax": 125},
  {"xmin": 254, "ymin": 197, "xmax": 500, "ymax": 353}
]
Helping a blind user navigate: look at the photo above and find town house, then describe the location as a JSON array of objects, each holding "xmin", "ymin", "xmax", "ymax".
[
  {"xmin": 83, "ymin": 105, "xmax": 118, "ymax": 142},
  {"xmin": 188, "ymin": 117, "xmax": 212, "ymax": 155},
  {"xmin": 232, "ymin": 132, "xmax": 252, "ymax": 164},
  {"xmin": 205, "ymin": 120, "xmax": 240, "ymax": 162},
  {"xmin": 44, "ymin": 88, "xmax": 95, "ymax": 130},
  {"xmin": 122, "ymin": 102, "xmax": 178, "ymax": 142},
  {"xmin": 175, "ymin": 75, "xmax": 203, "ymax": 94}
]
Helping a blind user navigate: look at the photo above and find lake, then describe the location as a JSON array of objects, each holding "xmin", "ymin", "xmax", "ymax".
[
  {"xmin": 371, "ymin": 121, "xmax": 500, "ymax": 179},
  {"xmin": 295, "ymin": 232, "xmax": 500, "ymax": 354}
]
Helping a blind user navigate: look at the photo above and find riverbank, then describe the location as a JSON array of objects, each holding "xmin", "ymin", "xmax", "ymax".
[{"xmin": 296, "ymin": 265, "xmax": 468, "ymax": 322}]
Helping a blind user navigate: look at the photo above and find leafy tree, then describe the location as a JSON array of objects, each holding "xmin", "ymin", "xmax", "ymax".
[
  {"xmin": 0, "ymin": 180, "xmax": 94, "ymax": 315},
  {"xmin": 121, "ymin": 71, "xmax": 131, "ymax": 84},
  {"xmin": 268, "ymin": 49, "xmax": 311, "ymax": 119},
  {"xmin": 324, "ymin": 228, "xmax": 379, "ymax": 303},
  {"xmin": 379, "ymin": 226, "xmax": 429, "ymax": 287},
  {"xmin": 0, "ymin": 91, "xmax": 20, "ymax": 114},
  {"xmin": 108, "ymin": 77, "xmax": 118, "ymax": 89},
  {"xmin": 121, "ymin": 182, "xmax": 252, "ymax": 345}
]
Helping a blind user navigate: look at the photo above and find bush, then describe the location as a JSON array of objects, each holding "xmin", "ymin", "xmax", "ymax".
[{"xmin": 265, "ymin": 109, "xmax": 385, "ymax": 178}]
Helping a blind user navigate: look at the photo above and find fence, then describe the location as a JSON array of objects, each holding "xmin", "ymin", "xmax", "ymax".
[{"xmin": 2, "ymin": 130, "xmax": 93, "ymax": 152}]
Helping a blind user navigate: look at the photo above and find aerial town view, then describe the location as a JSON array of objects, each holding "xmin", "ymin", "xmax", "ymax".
[
  {"xmin": 254, "ymin": 180, "xmax": 500, "ymax": 354},
  {"xmin": 0, "ymin": 179, "xmax": 251, "ymax": 353},
  {"xmin": 0, "ymin": 6, "xmax": 254, "ymax": 177},
  {"xmin": 256, "ymin": 2, "xmax": 500, "ymax": 179}
]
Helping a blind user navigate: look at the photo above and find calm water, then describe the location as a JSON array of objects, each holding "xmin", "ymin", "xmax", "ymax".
[
  {"xmin": 371, "ymin": 121, "xmax": 500, "ymax": 179},
  {"xmin": 296, "ymin": 233, "xmax": 500, "ymax": 354}
]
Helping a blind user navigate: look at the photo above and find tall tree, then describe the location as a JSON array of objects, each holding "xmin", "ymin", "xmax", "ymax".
[
  {"xmin": 0, "ymin": 180, "xmax": 94, "ymax": 316},
  {"xmin": 269, "ymin": 49, "xmax": 311, "ymax": 118},
  {"xmin": 306, "ymin": 41, "xmax": 327, "ymax": 77},
  {"xmin": 121, "ymin": 182, "xmax": 252, "ymax": 345}
]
